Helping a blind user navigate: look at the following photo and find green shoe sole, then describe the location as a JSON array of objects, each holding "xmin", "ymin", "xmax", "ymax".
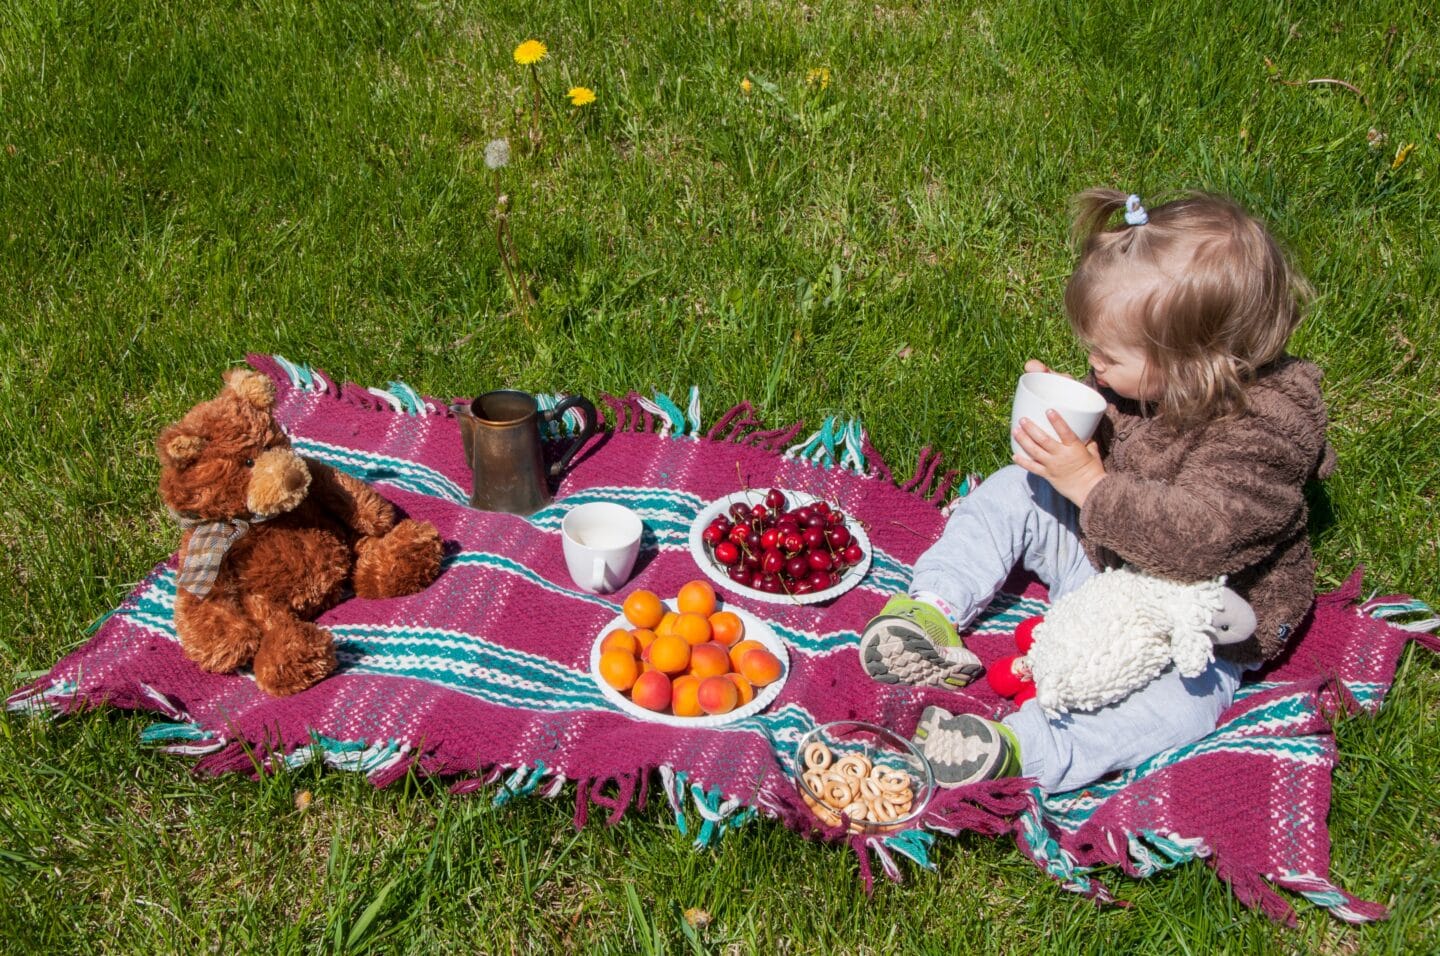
[{"xmin": 858, "ymin": 617, "xmax": 983, "ymax": 689}]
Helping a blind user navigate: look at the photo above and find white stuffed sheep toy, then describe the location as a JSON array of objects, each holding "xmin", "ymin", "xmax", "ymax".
[{"xmin": 1021, "ymin": 566, "xmax": 1256, "ymax": 716}]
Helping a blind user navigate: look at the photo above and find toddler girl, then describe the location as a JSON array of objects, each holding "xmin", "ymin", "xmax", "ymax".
[{"xmin": 859, "ymin": 190, "xmax": 1334, "ymax": 793}]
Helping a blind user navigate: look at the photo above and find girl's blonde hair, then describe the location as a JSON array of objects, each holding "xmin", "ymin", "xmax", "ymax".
[{"xmin": 1063, "ymin": 188, "xmax": 1312, "ymax": 425}]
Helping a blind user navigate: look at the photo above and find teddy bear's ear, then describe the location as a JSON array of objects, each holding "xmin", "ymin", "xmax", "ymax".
[
  {"xmin": 158, "ymin": 428, "xmax": 206, "ymax": 467},
  {"xmin": 222, "ymin": 369, "xmax": 276, "ymax": 410}
]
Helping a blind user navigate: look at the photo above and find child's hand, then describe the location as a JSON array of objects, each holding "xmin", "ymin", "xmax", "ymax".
[
  {"xmin": 1023, "ymin": 359, "xmax": 1072, "ymax": 379},
  {"xmin": 1012, "ymin": 410, "xmax": 1106, "ymax": 506}
]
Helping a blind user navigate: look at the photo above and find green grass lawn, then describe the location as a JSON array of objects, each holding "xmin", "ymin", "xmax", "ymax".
[{"xmin": 2, "ymin": 0, "xmax": 1438, "ymax": 951}]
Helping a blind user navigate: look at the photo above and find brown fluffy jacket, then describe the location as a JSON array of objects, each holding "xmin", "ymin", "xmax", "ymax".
[
  {"xmin": 158, "ymin": 369, "xmax": 443, "ymax": 696},
  {"xmin": 1079, "ymin": 357, "xmax": 1335, "ymax": 665}
]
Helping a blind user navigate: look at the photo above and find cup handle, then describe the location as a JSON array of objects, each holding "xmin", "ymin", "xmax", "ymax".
[
  {"xmin": 543, "ymin": 395, "xmax": 598, "ymax": 477},
  {"xmin": 451, "ymin": 402, "xmax": 476, "ymax": 464},
  {"xmin": 592, "ymin": 557, "xmax": 610, "ymax": 592}
]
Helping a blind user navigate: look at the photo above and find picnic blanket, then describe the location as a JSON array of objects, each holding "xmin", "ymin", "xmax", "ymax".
[{"xmin": 10, "ymin": 354, "xmax": 1438, "ymax": 926}]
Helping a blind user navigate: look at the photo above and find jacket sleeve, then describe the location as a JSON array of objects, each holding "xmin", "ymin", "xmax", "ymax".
[{"xmin": 1079, "ymin": 415, "xmax": 1313, "ymax": 580}]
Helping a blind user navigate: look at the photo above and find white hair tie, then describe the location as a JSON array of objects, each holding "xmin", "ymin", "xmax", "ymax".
[{"xmin": 1124, "ymin": 194, "xmax": 1149, "ymax": 226}]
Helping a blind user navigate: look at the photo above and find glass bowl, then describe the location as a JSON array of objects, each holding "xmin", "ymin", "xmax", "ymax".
[{"xmin": 793, "ymin": 720, "xmax": 934, "ymax": 833}]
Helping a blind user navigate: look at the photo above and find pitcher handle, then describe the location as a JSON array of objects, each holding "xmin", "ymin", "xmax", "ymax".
[
  {"xmin": 543, "ymin": 395, "xmax": 598, "ymax": 477},
  {"xmin": 451, "ymin": 402, "xmax": 477, "ymax": 465}
]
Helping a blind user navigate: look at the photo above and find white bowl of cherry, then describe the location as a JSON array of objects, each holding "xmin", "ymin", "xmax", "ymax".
[{"xmin": 687, "ymin": 487, "xmax": 872, "ymax": 605}]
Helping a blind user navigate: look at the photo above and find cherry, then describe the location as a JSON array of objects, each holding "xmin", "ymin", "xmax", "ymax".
[
  {"xmin": 782, "ymin": 531, "xmax": 804, "ymax": 554},
  {"xmin": 743, "ymin": 550, "xmax": 762, "ymax": 571},
  {"xmin": 794, "ymin": 507, "xmax": 814, "ymax": 523},
  {"xmin": 728, "ymin": 565, "xmax": 755, "ymax": 587},
  {"xmin": 804, "ymin": 514, "xmax": 826, "ymax": 529},
  {"xmin": 750, "ymin": 504, "xmax": 768, "ymax": 523},
  {"xmin": 802, "ymin": 527, "xmax": 825, "ymax": 550},
  {"xmin": 727, "ymin": 525, "xmax": 751, "ymax": 547},
  {"xmin": 826, "ymin": 511, "xmax": 845, "ymax": 526},
  {"xmin": 760, "ymin": 527, "xmax": 781, "ymax": 551},
  {"xmin": 761, "ymin": 549, "xmax": 784, "ymax": 575},
  {"xmin": 714, "ymin": 541, "xmax": 740, "ymax": 566},
  {"xmin": 757, "ymin": 573, "xmax": 782, "ymax": 594},
  {"xmin": 807, "ymin": 550, "xmax": 832, "ymax": 571},
  {"xmin": 825, "ymin": 526, "xmax": 851, "ymax": 549},
  {"xmin": 806, "ymin": 569, "xmax": 832, "ymax": 591},
  {"xmin": 812, "ymin": 500, "xmax": 831, "ymax": 515},
  {"xmin": 765, "ymin": 488, "xmax": 787, "ymax": 512},
  {"xmin": 728, "ymin": 502, "xmax": 752, "ymax": 523},
  {"xmin": 842, "ymin": 543, "xmax": 864, "ymax": 566},
  {"xmin": 702, "ymin": 524, "xmax": 726, "ymax": 546},
  {"xmin": 785, "ymin": 555, "xmax": 809, "ymax": 580}
]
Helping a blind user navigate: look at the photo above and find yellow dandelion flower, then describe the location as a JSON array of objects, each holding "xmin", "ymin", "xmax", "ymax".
[
  {"xmin": 806, "ymin": 67, "xmax": 830, "ymax": 90},
  {"xmin": 740, "ymin": 77, "xmax": 752, "ymax": 94},
  {"xmin": 1391, "ymin": 142, "xmax": 1416, "ymax": 170},
  {"xmin": 568, "ymin": 86, "xmax": 596, "ymax": 107},
  {"xmin": 514, "ymin": 39, "xmax": 547, "ymax": 66}
]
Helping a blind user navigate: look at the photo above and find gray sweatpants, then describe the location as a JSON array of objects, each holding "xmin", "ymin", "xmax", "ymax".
[{"xmin": 909, "ymin": 465, "xmax": 1242, "ymax": 793}]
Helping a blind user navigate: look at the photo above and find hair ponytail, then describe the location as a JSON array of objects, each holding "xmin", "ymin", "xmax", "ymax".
[{"xmin": 1069, "ymin": 188, "xmax": 1134, "ymax": 248}]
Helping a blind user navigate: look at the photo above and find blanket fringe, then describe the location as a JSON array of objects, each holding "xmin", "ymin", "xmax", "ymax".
[
  {"xmin": 1362, "ymin": 594, "xmax": 1440, "ymax": 650},
  {"xmin": 784, "ymin": 417, "xmax": 868, "ymax": 475},
  {"xmin": 849, "ymin": 828, "xmax": 939, "ymax": 894},
  {"xmin": 1010, "ymin": 789, "xmax": 1118, "ymax": 905},
  {"xmin": 1213, "ymin": 857, "xmax": 1300, "ymax": 925},
  {"xmin": 705, "ymin": 402, "xmax": 764, "ymax": 443},
  {"xmin": 573, "ymin": 769, "xmax": 647, "ymax": 827},
  {"xmin": 4, "ymin": 679, "xmax": 80, "ymax": 718},
  {"xmin": 1271, "ymin": 871, "xmax": 1390, "ymax": 923}
]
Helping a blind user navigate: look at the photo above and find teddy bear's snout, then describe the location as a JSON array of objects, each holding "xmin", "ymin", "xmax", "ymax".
[{"xmin": 247, "ymin": 447, "xmax": 312, "ymax": 518}]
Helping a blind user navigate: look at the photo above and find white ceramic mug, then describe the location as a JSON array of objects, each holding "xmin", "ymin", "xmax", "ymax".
[
  {"xmin": 561, "ymin": 502, "xmax": 643, "ymax": 594},
  {"xmin": 1010, "ymin": 372, "xmax": 1107, "ymax": 456}
]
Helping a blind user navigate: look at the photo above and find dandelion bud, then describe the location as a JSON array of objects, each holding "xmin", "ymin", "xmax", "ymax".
[{"xmin": 484, "ymin": 138, "xmax": 511, "ymax": 170}]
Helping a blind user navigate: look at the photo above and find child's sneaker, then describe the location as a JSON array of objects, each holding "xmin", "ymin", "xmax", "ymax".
[
  {"xmin": 911, "ymin": 706, "xmax": 1020, "ymax": 788},
  {"xmin": 858, "ymin": 595, "xmax": 983, "ymax": 688}
]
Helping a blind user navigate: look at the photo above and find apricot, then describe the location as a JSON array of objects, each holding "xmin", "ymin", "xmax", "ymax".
[
  {"xmin": 647, "ymin": 633, "xmax": 691, "ymax": 675},
  {"xmin": 630, "ymin": 670, "xmax": 672, "ymax": 712},
  {"xmin": 598, "ymin": 649, "xmax": 640, "ymax": 692},
  {"xmin": 671, "ymin": 674, "xmax": 703, "ymax": 717},
  {"xmin": 623, "ymin": 589, "xmax": 665, "ymax": 630},
  {"xmin": 728, "ymin": 639, "xmax": 766, "ymax": 673},
  {"xmin": 708, "ymin": 610, "xmax": 744, "ymax": 647},
  {"xmin": 696, "ymin": 675, "xmax": 739, "ymax": 715},
  {"xmin": 676, "ymin": 580, "xmax": 717, "ymax": 617},
  {"xmin": 655, "ymin": 611, "xmax": 680, "ymax": 638},
  {"xmin": 600, "ymin": 629, "xmax": 638, "ymax": 656},
  {"xmin": 739, "ymin": 647, "xmax": 783, "ymax": 687},
  {"xmin": 673, "ymin": 612, "xmax": 713, "ymax": 646},
  {"xmin": 630, "ymin": 628, "xmax": 657, "ymax": 652},
  {"xmin": 688, "ymin": 642, "xmax": 731, "ymax": 679},
  {"xmin": 726, "ymin": 672, "xmax": 755, "ymax": 706}
]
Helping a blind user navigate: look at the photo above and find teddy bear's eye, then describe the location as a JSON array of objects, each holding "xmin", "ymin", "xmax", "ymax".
[{"xmin": 244, "ymin": 458, "xmax": 254, "ymax": 468}]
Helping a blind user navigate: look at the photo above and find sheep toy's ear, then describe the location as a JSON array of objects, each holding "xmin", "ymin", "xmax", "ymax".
[{"xmin": 1169, "ymin": 618, "xmax": 1217, "ymax": 678}]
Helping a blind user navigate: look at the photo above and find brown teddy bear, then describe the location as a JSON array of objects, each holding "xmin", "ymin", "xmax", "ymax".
[{"xmin": 157, "ymin": 368, "xmax": 444, "ymax": 696}]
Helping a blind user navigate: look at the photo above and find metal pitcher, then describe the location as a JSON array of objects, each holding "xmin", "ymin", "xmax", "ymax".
[{"xmin": 455, "ymin": 390, "xmax": 598, "ymax": 515}]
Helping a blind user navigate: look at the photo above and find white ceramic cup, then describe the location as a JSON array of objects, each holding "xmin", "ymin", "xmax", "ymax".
[
  {"xmin": 1010, "ymin": 372, "xmax": 1107, "ymax": 456},
  {"xmin": 561, "ymin": 502, "xmax": 644, "ymax": 594}
]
